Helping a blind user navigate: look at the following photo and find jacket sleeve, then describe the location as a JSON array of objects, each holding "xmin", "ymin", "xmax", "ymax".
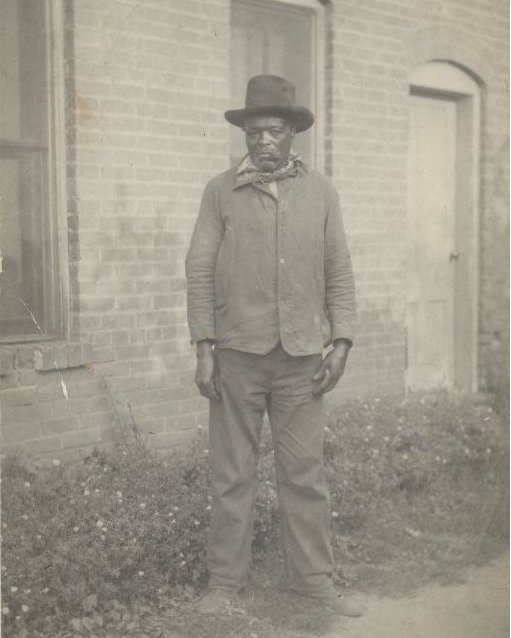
[
  {"xmin": 185, "ymin": 180, "xmax": 224, "ymax": 343},
  {"xmin": 324, "ymin": 184, "xmax": 356, "ymax": 345}
]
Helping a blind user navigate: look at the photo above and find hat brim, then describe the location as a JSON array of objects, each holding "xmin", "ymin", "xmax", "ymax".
[{"xmin": 224, "ymin": 105, "xmax": 314, "ymax": 133}]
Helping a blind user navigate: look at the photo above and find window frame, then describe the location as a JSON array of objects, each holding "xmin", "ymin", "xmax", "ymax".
[
  {"xmin": 230, "ymin": 0, "xmax": 326, "ymax": 172},
  {"xmin": 0, "ymin": 0, "xmax": 69, "ymax": 344}
]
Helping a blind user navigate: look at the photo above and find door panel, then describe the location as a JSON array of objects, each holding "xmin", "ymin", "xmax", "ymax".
[{"xmin": 406, "ymin": 94, "xmax": 457, "ymax": 390}]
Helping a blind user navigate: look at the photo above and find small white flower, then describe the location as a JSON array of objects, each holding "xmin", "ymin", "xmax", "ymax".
[
  {"xmin": 384, "ymin": 436, "xmax": 389, "ymax": 442},
  {"xmin": 73, "ymin": 526, "xmax": 79, "ymax": 532},
  {"xmin": 203, "ymin": 449, "xmax": 209, "ymax": 454},
  {"xmin": 2, "ymin": 523, "xmax": 7, "ymax": 529},
  {"xmin": 206, "ymin": 505, "xmax": 211, "ymax": 511},
  {"xmin": 116, "ymin": 491, "xmax": 123, "ymax": 498},
  {"xmin": 96, "ymin": 520, "xmax": 104, "ymax": 528},
  {"xmin": 435, "ymin": 456, "xmax": 441, "ymax": 462},
  {"xmin": 10, "ymin": 586, "xmax": 18, "ymax": 593},
  {"xmin": 42, "ymin": 588, "xmax": 49, "ymax": 594},
  {"xmin": 168, "ymin": 512, "xmax": 174, "ymax": 517},
  {"xmin": 402, "ymin": 454, "xmax": 409, "ymax": 460},
  {"xmin": 138, "ymin": 571, "xmax": 145, "ymax": 576},
  {"xmin": 84, "ymin": 490, "xmax": 90, "ymax": 496},
  {"xmin": 194, "ymin": 519, "xmax": 200, "ymax": 526},
  {"xmin": 2, "ymin": 607, "xmax": 9, "ymax": 615},
  {"xmin": 486, "ymin": 448, "xmax": 492, "ymax": 454},
  {"xmin": 52, "ymin": 459, "xmax": 61, "ymax": 467},
  {"xmin": 1, "ymin": 566, "xmax": 6, "ymax": 572},
  {"xmin": 140, "ymin": 503, "xmax": 146, "ymax": 509},
  {"xmin": 180, "ymin": 560, "xmax": 186, "ymax": 566},
  {"xmin": 23, "ymin": 589, "xmax": 31, "ymax": 594},
  {"xmin": 21, "ymin": 605, "xmax": 29, "ymax": 613},
  {"xmin": 36, "ymin": 534, "xmax": 42, "ymax": 539},
  {"xmin": 23, "ymin": 482, "xmax": 31, "ymax": 488},
  {"xmin": 101, "ymin": 535, "xmax": 106, "ymax": 540},
  {"xmin": 179, "ymin": 552, "xmax": 184, "ymax": 558},
  {"xmin": 173, "ymin": 506, "xmax": 180, "ymax": 512},
  {"xmin": 331, "ymin": 511, "xmax": 339, "ymax": 518},
  {"xmin": 94, "ymin": 488, "xmax": 100, "ymax": 493},
  {"xmin": 21, "ymin": 514, "xmax": 28, "ymax": 520}
]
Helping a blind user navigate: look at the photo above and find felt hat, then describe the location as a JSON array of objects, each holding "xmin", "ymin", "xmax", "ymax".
[{"xmin": 224, "ymin": 75, "xmax": 314, "ymax": 132}]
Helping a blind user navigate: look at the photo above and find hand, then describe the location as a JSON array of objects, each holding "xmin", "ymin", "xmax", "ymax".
[
  {"xmin": 195, "ymin": 342, "xmax": 221, "ymax": 401},
  {"xmin": 312, "ymin": 341, "xmax": 351, "ymax": 395}
]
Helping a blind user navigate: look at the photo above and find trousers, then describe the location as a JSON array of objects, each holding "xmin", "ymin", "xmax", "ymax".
[{"xmin": 207, "ymin": 344, "xmax": 335, "ymax": 593}]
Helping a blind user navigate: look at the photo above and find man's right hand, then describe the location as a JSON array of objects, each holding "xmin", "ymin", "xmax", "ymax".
[{"xmin": 195, "ymin": 341, "xmax": 221, "ymax": 401}]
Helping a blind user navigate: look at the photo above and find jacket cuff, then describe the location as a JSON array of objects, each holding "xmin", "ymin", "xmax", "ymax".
[{"xmin": 331, "ymin": 326, "xmax": 355, "ymax": 346}]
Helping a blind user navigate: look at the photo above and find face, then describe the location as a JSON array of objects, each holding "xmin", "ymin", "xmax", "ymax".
[{"xmin": 244, "ymin": 116, "xmax": 295, "ymax": 173}]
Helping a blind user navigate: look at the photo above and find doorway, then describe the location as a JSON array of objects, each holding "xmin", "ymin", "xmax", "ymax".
[{"xmin": 406, "ymin": 62, "xmax": 480, "ymax": 392}]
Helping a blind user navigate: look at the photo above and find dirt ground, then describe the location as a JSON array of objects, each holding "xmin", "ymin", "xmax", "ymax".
[{"xmin": 315, "ymin": 552, "xmax": 509, "ymax": 638}]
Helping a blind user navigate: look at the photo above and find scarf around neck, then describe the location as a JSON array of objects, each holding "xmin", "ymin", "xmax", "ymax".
[{"xmin": 235, "ymin": 152, "xmax": 304, "ymax": 187}]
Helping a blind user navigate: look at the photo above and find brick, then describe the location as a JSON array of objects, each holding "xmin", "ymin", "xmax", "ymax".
[
  {"xmin": 0, "ymin": 348, "xmax": 16, "ymax": 375},
  {"xmin": 2, "ymin": 404, "xmax": 41, "ymax": 425},
  {"xmin": 1, "ymin": 421, "xmax": 42, "ymax": 444},
  {"xmin": 11, "ymin": 435, "xmax": 63, "ymax": 455},
  {"xmin": 1, "ymin": 388, "xmax": 37, "ymax": 406},
  {"xmin": 61, "ymin": 428, "xmax": 101, "ymax": 450}
]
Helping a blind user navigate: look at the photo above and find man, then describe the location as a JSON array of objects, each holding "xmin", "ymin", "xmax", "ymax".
[{"xmin": 186, "ymin": 75, "xmax": 360, "ymax": 617}]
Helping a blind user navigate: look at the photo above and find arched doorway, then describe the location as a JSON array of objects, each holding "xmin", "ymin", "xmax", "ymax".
[{"xmin": 406, "ymin": 61, "xmax": 481, "ymax": 392}]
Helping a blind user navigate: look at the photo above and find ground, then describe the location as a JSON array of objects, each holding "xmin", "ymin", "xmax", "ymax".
[
  {"xmin": 167, "ymin": 550, "xmax": 509, "ymax": 638},
  {"xmin": 319, "ymin": 551, "xmax": 509, "ymax": 638}
]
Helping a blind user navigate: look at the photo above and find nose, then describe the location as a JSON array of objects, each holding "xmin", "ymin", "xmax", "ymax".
[{"xmin": 258, "ymin": 130, "xmax": 272, "ymax": 146}]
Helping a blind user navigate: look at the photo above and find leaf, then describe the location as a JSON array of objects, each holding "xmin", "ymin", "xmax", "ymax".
[
  {"xmin": 82, "ymin": 593, "xmax": 97, "ymax": 613},
  {"xmin": 70, "ymin": 618, "xmax": 82, "ymax": 631},
  {"xmin": 81, "ymin": 616, "xmax": 94, "ymax": 631}
]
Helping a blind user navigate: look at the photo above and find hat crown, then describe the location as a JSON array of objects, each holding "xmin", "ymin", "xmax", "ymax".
[
  {"xmin": 224, "ymin": 74, "xmax": 314, "ymax": 132},
  {"xmin": 245, "ymin": 75, "xmax": 296, "ymax": 110}
]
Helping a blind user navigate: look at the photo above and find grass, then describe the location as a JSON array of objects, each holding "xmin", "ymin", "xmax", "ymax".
[{"xmin": 1, "ymin": 390, "xmax": 508, "ymax": 638}]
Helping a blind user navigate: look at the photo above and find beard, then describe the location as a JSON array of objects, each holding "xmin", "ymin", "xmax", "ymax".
[{"xmin": 252, "ymin": 152, "xmax": 285, "ymax": 173}]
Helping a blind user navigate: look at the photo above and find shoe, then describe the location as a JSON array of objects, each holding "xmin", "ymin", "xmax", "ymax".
[
  {"xmin": 196, "ymin": 588, "xmax": 246, "ymax": 615},
  {"xmin": 292, "ymin": 587, "xmax": 364, "ymax": 617}
]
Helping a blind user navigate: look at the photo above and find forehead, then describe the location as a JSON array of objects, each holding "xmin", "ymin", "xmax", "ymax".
[{"xmin": 244, "ymin": 115, "xmax": 291, "ymax": 130}]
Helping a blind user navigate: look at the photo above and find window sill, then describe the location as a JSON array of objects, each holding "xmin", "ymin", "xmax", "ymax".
[{"xmin": 0, "ymin": 341, "xmax": 92, "ymax": 375}]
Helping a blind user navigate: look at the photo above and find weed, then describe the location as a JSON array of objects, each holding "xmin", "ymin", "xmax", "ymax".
[{"xmin": 0, "ymin": 391, "xmax": 508, "ymax": 637}]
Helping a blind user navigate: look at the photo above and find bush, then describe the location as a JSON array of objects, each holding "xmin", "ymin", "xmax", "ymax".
[
  {"xmin": 324, "ymin": 391, "xmax": 508, "ymax": 591},
  {"xmin": 1, "ymin": 434, "xmax": 213, "ymax": 637}
]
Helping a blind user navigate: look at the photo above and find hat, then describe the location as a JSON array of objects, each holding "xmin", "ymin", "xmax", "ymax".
[{"xmin": 224, "ymin": 75, "xmax": 314, "ymax": 133}]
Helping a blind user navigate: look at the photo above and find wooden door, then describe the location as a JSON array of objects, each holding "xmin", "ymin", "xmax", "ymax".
[{"xmin": 406, "ymin": 93, "xmax": 457, "ymax": 390}]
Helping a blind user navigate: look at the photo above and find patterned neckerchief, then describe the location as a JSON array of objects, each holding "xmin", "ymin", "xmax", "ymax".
[{"xmin": 235, "ymin": 152, "xmax": 305, "ymax": 187}]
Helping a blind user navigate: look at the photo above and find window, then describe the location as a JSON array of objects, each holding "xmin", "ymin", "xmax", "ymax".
[
  {"xmin": 0, "ymin": 0, "xmax": 65, "ymax": 341},
  {"xmin": 230, "ymin": 0, "xmax": 324, "ymax": 168}
]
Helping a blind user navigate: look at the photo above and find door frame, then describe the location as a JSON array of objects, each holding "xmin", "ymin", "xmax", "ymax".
[{"xmin": 408, "ymin": 61, "xmax": 481, "ymax": 392}]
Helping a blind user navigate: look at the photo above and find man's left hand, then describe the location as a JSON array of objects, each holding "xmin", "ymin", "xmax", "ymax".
[{"xmin": 312, "ymin": 340, "xmax": 351, "ymax": 395}]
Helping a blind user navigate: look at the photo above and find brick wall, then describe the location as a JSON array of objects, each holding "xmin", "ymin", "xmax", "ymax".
[
  {"xmin": 327, "ymin": 0, "xmax": 509, "ymax": 400},
  {"xmin": 1, "ymin": 0, "xmax": 231, "ymax": 458},
  {"xmin": 1, "ymin": 0, "xmax": 508, "ymax": 457}
]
